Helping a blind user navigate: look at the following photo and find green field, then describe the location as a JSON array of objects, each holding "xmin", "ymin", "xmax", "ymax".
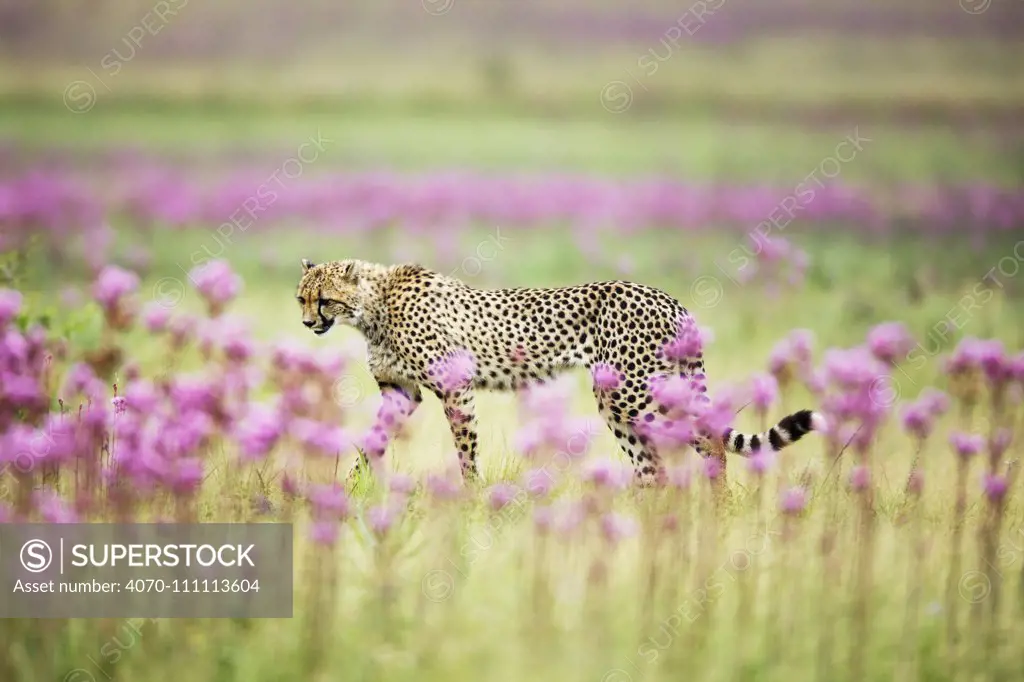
[{"xmin": 3, "ymin": 24, "xmax": 1024, "ymax": 680}]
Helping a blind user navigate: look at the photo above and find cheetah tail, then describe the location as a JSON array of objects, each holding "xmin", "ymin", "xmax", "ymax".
[{"xmin": 721, "ymin": 409, "xmax": 827, "ymax": 457}]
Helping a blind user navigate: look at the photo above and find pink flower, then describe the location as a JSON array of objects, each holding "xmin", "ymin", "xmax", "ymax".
[
  {"xmin": 429, "ymin": 349, "xmax": 477, "ymax": 392},
  {"xmin": 866, "ymin": 322, "xmax": 914, "ymax": 365},
  {"xmin": 582, "ymin": 458, "xmax": 631, "ymax": 490},
  {"xmin": 522, "ymin": 468, "xmax": 556, "ymax": 497},
  {"xmin": 945, "ymin": 337, "xmax": 993, "ymax": 376},
  {"xmin": 779, "ymin": 486, "xmax": 808, "ymax": 515},
  {"xmin": 110, "ymin": 396, "xmax": 127, "ymax": 416},
  {"xmin": 600, "ymin": 512, "xmax": 638, "ymax": 544},
  {"xmin": 649, "ymin": 374, "xmax": 702, "ymax": 413},
  {"xmin": 982, "ymin": 474, "xmax": 1009, "ymax": 503},
  {"xmin": 849, "ymin": 465, "xmax": 871, "ymax": 492},
  {"xmin": 747, "ymin": 449, "xmax": 776, "ymax": 475},
  {"xmin": 487, "ymin": 482, "xmax": 521, "ymax": 511},
  {"xmin": 389, "ymin": 474, "xmax": 416, "ymax": 496},
  {"xmin": 663, "ymin": 315, "xmax": 710, "ymax": 362},
  {"xmin": 702, "ymin": 456, "xmax": 723, "ymax": 480},
  {"xmin": 750, "ymin": 373, "xmax": 779, "ymax": 412},
  {"xmin": 141, "ymin": 302, "xmax": 170, "ymax": 333},
  {"xmin": 788, "ymin": 329, "xmax": 815, "ymax": 366},
  {"xmin": 281, "ymin": 473, "xmax": 301, "ymax": 497},
  {"xmin": 307, "ymin": 483, "xmax": 350, "ymax": 519},
  {"xmin": 290, "ymin": 418, "xmax": 353, "ymax": 457},
  {"xmin": 591, "ymin": 363, "xmax": 621, "ymax": 391},
  {"xmin": 949, "ymin": 432, "xmax": 984, "ymax": 460},
  {"xmin": 0, "ymin": 288, "xmax": 22, "ymax": 328},
  {"xmin": 234, "ymin": 403, "xmax": 284, "ymax": 456},
  {"xmin": 92, "ymin": 265, "xmax": 139, "ymax": 311},
  {"xmin": 426, "ymin": 470, "xmax": 462, "ymax": 501},
  {"xmin": 169, "ymin": 457, "xmax": 204, "ymax": 495},
  {"xmin": 359, "ymin": 425, "xmax": 389, "ymax": 460},
  {"xmin": 188, "ymin": 259, "xmax": 242, "ymax": 311},
  {"xmin": 899, "ymin": 402, "xmax": 932, "ymax": 440},
  {"xmin": 34, "ymin": 488, "xmax": 78, "ymax": 523},
  {"xmin": 367, "ymin": 504, "xmax": 397, "ymax": 535},
  {"xmin": 310, "ymin": 520, "xmax": 340, "ymax": 546}
]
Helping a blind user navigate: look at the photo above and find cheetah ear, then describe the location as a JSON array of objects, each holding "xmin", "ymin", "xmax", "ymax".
[{"xmin": 301, "ymin": 258, "xmax": 314, "ymax": 273}]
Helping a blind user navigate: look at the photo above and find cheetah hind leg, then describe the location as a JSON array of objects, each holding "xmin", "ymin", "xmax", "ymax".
[
  {"xmin": 345, "ymin": 448, "xmax": 371, "ymax": 490},
  {"xmin": 593, "ymin": 392, "xmax": 663, "ymax": 487},
  {"xmin": 693, "ymin": 434, "xmax": 732, "ymax": 505}
]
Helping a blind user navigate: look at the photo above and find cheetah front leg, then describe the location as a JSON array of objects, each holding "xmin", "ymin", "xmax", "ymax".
[
  {"xmin": 348, "ymin": 379, "xmax": 423, "ymax": 483},
  {"xmin": 440, "ymin": 388, "xmax": 480, "ymax": 481}
]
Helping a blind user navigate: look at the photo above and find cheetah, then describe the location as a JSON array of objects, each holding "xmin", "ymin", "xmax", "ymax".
[{"xmin": 295, "ymin": 258, "xmax": 824, "ymax": 484}]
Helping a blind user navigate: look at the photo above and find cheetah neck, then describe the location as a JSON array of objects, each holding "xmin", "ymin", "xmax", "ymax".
[{"xmin": 350, "ymin": 263, "xmax": 392, "ymax": 346}]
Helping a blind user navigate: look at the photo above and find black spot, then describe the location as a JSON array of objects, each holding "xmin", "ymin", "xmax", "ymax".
[
  {"xmin": 749, "ymin": 435, "xmax": 761, "ymax": 452},
  {"xmin": 734, "ymin": 433, "xmax": 745, "ymax": 451},
  {"xmin": 768, "ymin": 428, "xmax": 784, "ymax": 450}
]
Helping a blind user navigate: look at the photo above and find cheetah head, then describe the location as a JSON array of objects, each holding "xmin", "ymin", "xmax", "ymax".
[{"xmin": 295, "ymin": 258, "xmax": 364, "ymax": 335}]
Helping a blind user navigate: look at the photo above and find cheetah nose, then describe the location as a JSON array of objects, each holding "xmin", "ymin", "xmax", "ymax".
[{"xmin": 303, "ymin": 320, "xmax": 315, "ymax": 328}]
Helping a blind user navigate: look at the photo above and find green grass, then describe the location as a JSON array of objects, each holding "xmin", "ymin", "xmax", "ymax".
[{"xmin": 2, "ymin": 104, "xmax": 1018, "ymax": 183}]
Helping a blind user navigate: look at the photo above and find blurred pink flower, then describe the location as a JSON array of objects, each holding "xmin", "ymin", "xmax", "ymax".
[
  {"xmin": 389, "ymin": 474, "xmax": 417, "ymax": 496},
  {"xmin": 582, "ymin": 458, "xmax": 631, "ymax": 490},
  {"xmin": 0, "ymin": 288, "xmax": 22, "ymax": 327},
  {"xmin": 866, "ymin": 322, "xmax": 915, "ymax": 365},
  {"xmin": 307, "ymin": 483, "xmax": 351, "ymax": 519},
  {"xmin": 591, "ymin": 362, "xmax": 621, "ymax": 391},
  {"xmin": 310, "ymin": 520, "xmax": 340, "ymax": 546},
  {"xmin": 849, "ymin": 465, "xmax": 871, "ymax": 492},
  {"xmin": 487, "ymin": 482, "xmax": 521, "ymax": 511},
  {"xmin": 982, "ymin": 474, "xmax": 1009, "ymax": 503},
  {"xmin": 188, "ymin": 259, "xmax": 242, "ymax": 311},
  {"xmin": 750, "ymin": 373, "xmax": 779, "ymax": 412},
  {"xmin": 522, "ymin": 467, "xmax": 556, "ymax": 497},
  {"xmin": 949, "ymin": 432, "xmax": 984, "ymax": 460},
  {"xmin": 367, "ymin": 504, "xmax": 397, "ymax": 536},
  {"xmin": 92, "ymin": 265, "xmax": 139, "ymax": 313},
  {"xmin": 600, "ymin": 512, "xmax": 638, "ymax": 544},
  {"xmin": 779, "ymin": 486, "xmax": 808, "ymax": 515},
  {"xmin": 429, "ymin": 349, "xmax": 477, "ymax": 392}
]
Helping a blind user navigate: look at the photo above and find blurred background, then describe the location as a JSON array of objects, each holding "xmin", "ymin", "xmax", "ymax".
[{"xmin": 1, "ymin": 0, "xmax": 1022, "ymax": 364}]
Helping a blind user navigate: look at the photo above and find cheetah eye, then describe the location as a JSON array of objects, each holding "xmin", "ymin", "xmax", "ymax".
[
  {"xmin": 296, "ymin": 296, "xmax": 304, "ymax": 305},
  {"xmin": 318, "ymin": 298, "xmax": 329, "ymax": 307}
]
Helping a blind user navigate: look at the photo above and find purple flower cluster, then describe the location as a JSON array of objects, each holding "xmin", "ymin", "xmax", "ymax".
[
  {"xmin": 899, "ymin": 388, "xmax": 950, "ymax": 441},
  {"xmin": 188, "ymin": 260, "xmax": 243, "ymax": 316},
  {"xmin": 4, "ymin": 169, "xmax": 1023, "ymax": 272},
  {"xmin": 428, "ymin": 349, "xmax": 477, "ymax": 392}
]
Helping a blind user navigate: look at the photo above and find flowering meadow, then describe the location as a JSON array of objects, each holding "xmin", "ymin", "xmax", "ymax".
[
  {"xmin": 2, "ymin": 180, "xmax": 1024, "ymax": 681},
  {"xmin": 2, "ymin": 7, "xmax": 1024, "ymax": 674}
]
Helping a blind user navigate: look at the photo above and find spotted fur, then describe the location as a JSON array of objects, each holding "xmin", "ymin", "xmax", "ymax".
[{"xmin": 296, "ymin": 259, "xmax": 823, "ymax": 484}]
